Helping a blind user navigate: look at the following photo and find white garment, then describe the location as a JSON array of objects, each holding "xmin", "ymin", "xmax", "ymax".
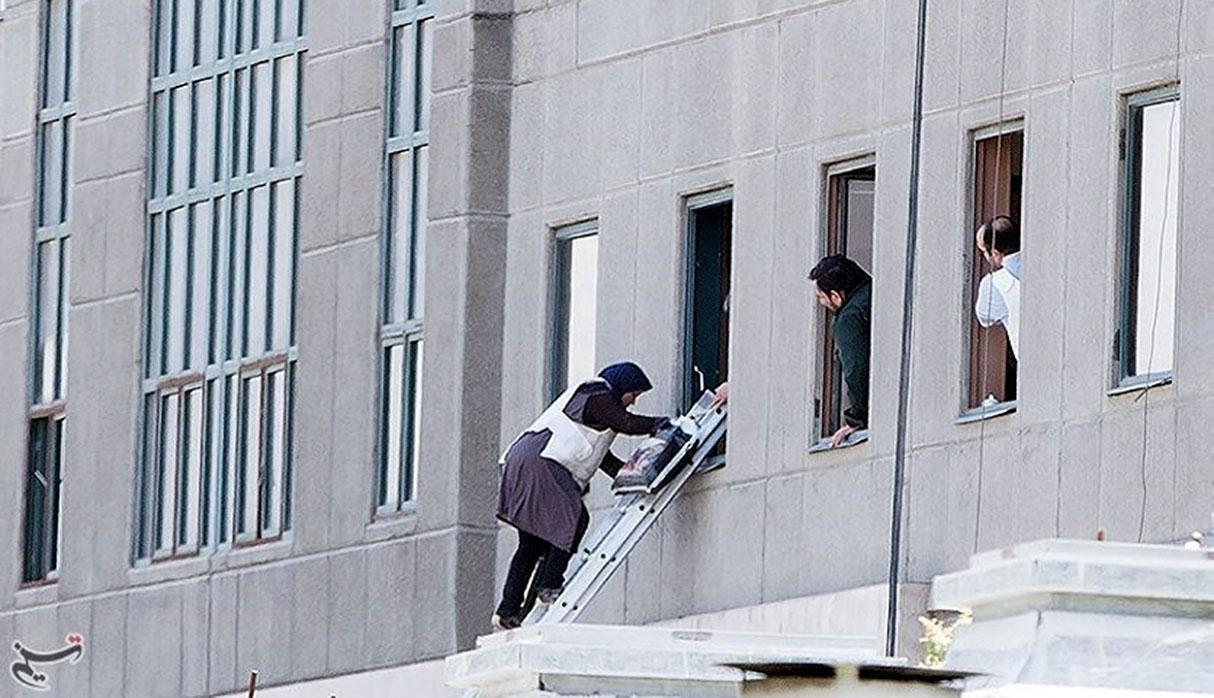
[
  {"xmin": 975, "ymin": 251, "xmax": 1021, "ymax": 359},
  {"xmin": 501, "ymin": 381, "xmax": 618, "ymax": 489}
]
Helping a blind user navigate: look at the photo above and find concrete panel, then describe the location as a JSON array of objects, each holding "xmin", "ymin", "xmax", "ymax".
[
  {"xmin": 729, "ymin": 23, "xmax": 778, "ymax": 156},
  {"xmin": 812, "ymin": 0, "xmax": 883, "ymax": 141},
  {"xmin": 512, "ymin": 2, "xmax": 576, "ymax": 84},
  {"xmin": 958, "ymin": 0, "xmax": 1028, "ymax": 104},
  {"xmin": 100, "ymin": 172, "xmax": 146, "ymax": 296},
  {"xmin": 0, "ymin": 321, "xmax": 27, "ymax": 606},
  {"xmin": 431, "ymin": 18, "xmax": 472, "ymax": 94},
  {"xmin": 882, "ymin": 0, "xmax": 961, "ymax": 123},
  {"xmin": 59, "ymin": 296, "xmax": 141, "ymax": 597},
  {"xmin": 908, "ymin": 112, "xmax": 964, "ymax": 444},
  {"xmin": 766, "ymin": 147, "xmax": 814, "ymax": 473},
  {"xmin": 305, "ymin": 0, "xmax": 346, "ymax": 55},
  {"xmin": 775, "ymin": 11, "xmax": 817, "ymax": 147},
  {"xmin": 328, "ymin": 239, "xmax": 380, "ymax": 546},
  {"xmin": 721, "ymin": 155, "xmax": 776, "ymax": 484},
  {"xmin": 468, "ymin": 88, "xmax": 512, "ymax": 215},
  {"xmin": 342, "ymin": 0, "xmax": 385, "ymax": 49},
  {"xmin": 802, "ymin": 459, "xmax": 891, "ymax": 594},
  {"xmin": 413, "ymin": 532, "xmax": 458, "ymax": 658},
  {"xmin": 1174, "ymin": 397, "xmax": 1214, "ymax": 538},
  {"xmin": 576, "ymin": 0, "xmax": 708, "ymax": 64},
  {"xmin": 623, "ymin": 527, "xmax": 663, "ymax": 624},
  {"xmin": 972, "ymin": 432, "xmax": 1021, "ymax": 552},
  {"xmin": 1173, "ymin": 56, "xmax": 1214, "ymax": 397},
  {"xmin": 76, "ymin": 0, "xmax": 150, "ymax": 116},
  {"xmin": 498, "ymin": 209, "xmax": 548, "ymax": 447},
  {"xmin": 289, "ymin": 556, "xmax": 331, "ymax": 679},
  {"xmin": 298, "ymin": 119, "xmax": 342, "ymax": 252},
  {"xmin": 1026, "ymin": 0, "xmax": 1072, "ymax": 87},
  {"xmin": 208, "ymin": 573, "xmax": 240, "ymax": 695},
  {"xmin": 761, "ymin": 474, "xmax": 805, "ymax": 602},
  {"xmin": 0, "ymin": 204, "xmax": 32, "ymax": 324},
  {"xmin": 180, "ymin": 580, "xmax": 211, "ymax": 697},
  {"xmin": 657, "ymin": 491, "xmax": 702, "ymax": 620},
  {"xmin": 0, "ymin": 10, "xmax": 37, "ymax": 139},
  {"xmin": 302, "ymin": 53, "xmax": 344, "ymax": 125},
  {"xmin": 630, "ymin": 179, "xmax": 683, "ymax": 414},
  {"xmin": 1014, "ymin": 424, "xmax": 1062, "ymax": 542},
  {"xmin": 89, "ymin": 593, "xmax": 128, "ymax": 697},
  {"xmin": 706, "ymin": 0, "xmax": 805, "ymax": 27},
  {"xmin": 74, "ymin": 106, "xmax": 146, "ymax": 184},
  {"xmin": 507, "ymin": 82, "xmax": 545, "ymax": 211},
  {"xmin": 905, "ymin": 445, "xmax": 974, "ymax": 583},
  {"xmin": 454, "ymin": 530, "xmax": 500, "ymax": 649},
  {"xmin": 126, "ymin": 585, "xmax": 182, "ymax": 697},
  {"xmin": 1071, "ymin": 0, "xmax": 1113, "ymax": 77},
  {"xmin": 0, "ymin": 137, "xmax": 33, "ymax": 208},
  {"xmin": 427, "ymin": 91, "xmax": 471, "ymax": 221},
  {"xmin": 337, "ymin": 112, "xmax": 384, "ymax": 243},
  {"xmin": 364, "ymin": 538, "xmax": 417, "ymax": 666},
  {"xmin": 52, "ymin": 599, "xmax": 92, "ymax": 696},
  {"xmin": 1017, "ymin": 87, "xmax": 1069, "ymax": 425},
  {"xmin": 236, "ymin": 565, "xmax": 294, "ymax": 686},
  {"xmin": 291, "ymin": 249, "xmax": 337, "ymax": 554},
  {"xmin": 1112, "ymin": 0, "xmax": 1184, "ymax": 69},
  {"xmin": 341, "ymin": 43, "xmax": 385, "ymax": 115},
  {"xmin": 327, "ymin": 548, "xmax": 369, "ymax": 674},
  {"xmin": 692, "ymin": 482, "xmax": 766, "ymax": 613},
  {"xmin": 1060, "ymin": 76, "xmax": 1115, "ymax": 421},
  {"xmin": 68, "ymin": 178, "xmax": 110, "ymax": 303},
  {"xmin": 595, "ymin": 189, "xmax": 640, "ymax": 371},
  {"xmin": 1056, "ymin": 419, "xmax": 1101, "ymax": 539},
  {"xmin": 1099, "ymin": 404, "xmax": 1177, "ymax": 543}
]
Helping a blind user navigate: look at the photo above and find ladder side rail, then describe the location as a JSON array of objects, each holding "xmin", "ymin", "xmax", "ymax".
[{"xmin": 535, "ymin": 415, "xmax": 728, "ymax": 624}]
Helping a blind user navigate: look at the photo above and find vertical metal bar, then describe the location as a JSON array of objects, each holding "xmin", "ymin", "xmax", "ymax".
[{"xmin": 887, "ymin": 0, "xmax": 929, "ymax": 659}]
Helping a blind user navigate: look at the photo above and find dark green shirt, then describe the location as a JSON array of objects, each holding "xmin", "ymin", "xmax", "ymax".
[{"xmin": 833, "ymin": 282, "xmax": 872, "ymax": 429}]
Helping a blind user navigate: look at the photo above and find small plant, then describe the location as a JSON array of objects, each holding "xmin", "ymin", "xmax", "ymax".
[{"xmin": 917, "ymin": 608, "xmax": 972, "ymax": 668}]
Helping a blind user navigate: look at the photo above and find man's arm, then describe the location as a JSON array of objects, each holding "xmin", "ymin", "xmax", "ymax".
[
  {"xmin": 974, "ymin": 275, "xmax": 1007, "ymax": 328},
  {"xmin": 835, "ymin": 313, "xmax": 870, "ymax": 429}
]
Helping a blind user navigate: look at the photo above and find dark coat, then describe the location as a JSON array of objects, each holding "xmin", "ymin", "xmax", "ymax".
[
  {"xmin": 834, "ymin": 281, "xmax": 872, "ymax": 429},
  {"xmin": 497, "ymin": 381, "xmax": 664, "ymax": 552}
]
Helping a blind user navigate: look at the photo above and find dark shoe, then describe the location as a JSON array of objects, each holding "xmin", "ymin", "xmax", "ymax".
[
  {"xmin": 491, "ymin": 613, "xmax": 521, "ymax": 631},
  {"xmin": 535, "ymin": 587, "xmax": 562, "ymax": 605}
]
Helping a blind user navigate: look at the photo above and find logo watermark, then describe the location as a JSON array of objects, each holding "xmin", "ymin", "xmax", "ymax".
[{"xmin": 10, "ymin": 634, "xmax": 84, "ymax": 691}]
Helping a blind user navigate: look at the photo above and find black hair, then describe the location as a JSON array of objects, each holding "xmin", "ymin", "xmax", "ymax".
[
  {"xmin": 809, "ymin": 254, "xmax": 871, "ymax": 298},
  {"xmin": 978, "ymin": 216, "xmax": 1020, "ymax": 255}
]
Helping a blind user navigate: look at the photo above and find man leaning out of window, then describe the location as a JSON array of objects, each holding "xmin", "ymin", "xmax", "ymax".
[{"xmin": 809, "ymin": 255, "xmax": 872, "ymax": 448}]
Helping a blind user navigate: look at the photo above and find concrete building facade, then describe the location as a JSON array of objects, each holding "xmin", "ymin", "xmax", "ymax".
[{"xmin": 0, "ymin": 0, "xmax": 1210, "ymax": 696}]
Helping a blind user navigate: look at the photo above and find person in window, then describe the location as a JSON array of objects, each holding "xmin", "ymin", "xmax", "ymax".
[
  {"xmin": 973, "ymin": 216, "xmax": 1021, "ymax": 360},
  {"xmin": 492, "ymin": 361, "xmax": 670, "ymax": 631},
  {"xmin": 809, "ymin": 254, "xmax": 872, "ymax": 448}
]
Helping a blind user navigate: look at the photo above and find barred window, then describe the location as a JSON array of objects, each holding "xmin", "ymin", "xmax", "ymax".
[
  {"xmin": 23, "ymin": 0, "xmax": 75, "ymax": 585},
  {"xmin": 134, "ymin": 0, "xmax": 304, "ymax": 562},
  {"xmin": 377, "ymin": 0, "xmax": 432, "ymax": 515}
]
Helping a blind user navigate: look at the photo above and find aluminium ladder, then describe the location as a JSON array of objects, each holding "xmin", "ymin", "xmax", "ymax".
[{"xmin": 524, "ymin": 390, "xmax": 729, "ymax": 625}]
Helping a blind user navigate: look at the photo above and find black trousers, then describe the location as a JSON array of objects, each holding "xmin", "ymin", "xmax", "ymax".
[{"xmin": 496, "ymin": 510, "xmax": 589, "ymax": 619}]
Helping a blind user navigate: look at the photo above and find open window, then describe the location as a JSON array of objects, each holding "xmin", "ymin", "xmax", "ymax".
[
  {"xmin": 964, "ymin": 126, "xmax": 1022, "ymax": 417},
  {"xmin": 683, "ymin": 191, "xmax": 732, "ymax": 409},
  {"xmin": 815, "ymin": 158, "xmax": 875, "ymax": 446},
  {"xmin": 549, "ymin": 220, "xmax": 599, "ymax": 401},
  {"xmin": 1116, "ymin": 87, "xmax": 1179, "ymax": 389}
]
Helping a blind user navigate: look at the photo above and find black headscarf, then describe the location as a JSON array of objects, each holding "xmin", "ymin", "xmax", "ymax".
[{"xmin": 597, "ymin": 362, "xmax": 653, "ymax": 403}]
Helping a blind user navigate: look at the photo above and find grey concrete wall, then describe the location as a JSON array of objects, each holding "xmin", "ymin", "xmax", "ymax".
[
  {"xmin": 0, "ymin": 0, "xmax": 510, "ymax": 695},
  {"xmin": 496, "ymin": 0, "xmax": 1214, "ymax": 644}
]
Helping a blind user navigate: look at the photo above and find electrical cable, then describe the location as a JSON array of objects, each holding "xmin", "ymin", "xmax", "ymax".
[{"xmin": 1136, "ymin": 0, "xmax": 1185, "ymax": 543}]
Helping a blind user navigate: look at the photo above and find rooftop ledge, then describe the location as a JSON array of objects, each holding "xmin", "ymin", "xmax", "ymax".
[{"xmin": 446, "ymin": 624, "xmax": 881, "ymax": 696}]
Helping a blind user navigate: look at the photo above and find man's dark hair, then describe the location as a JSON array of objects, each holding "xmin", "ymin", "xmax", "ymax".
[
  {"xmin": 979, "ymin": 216, "xmax": 1020, "ymax": 255},
  {"xmin": 809, "ymin": 254, "xmax": 871, "ymax": 298}
]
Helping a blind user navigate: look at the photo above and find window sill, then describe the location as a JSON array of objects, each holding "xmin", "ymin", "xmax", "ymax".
[
  {"xmin": 128, "ymin": 555, "xmax": 211, "ymax": 586},
  {"xmin": 15, "ymin": 580, "xmax": 59, "ymax": 608},
  {"xmin": 365, "ymin": 508, "xmax": 419, "ymax": 542},
  {"xmin": 209, "ymin": 535, "xmax": 294, "ymax": 571},
  {"xmin": 1108, "ymin": 374, "xmax": 1173, "ymax": 397},
  {"xmin": 955, "ymin": 401, "xmax": 1017, "ymax": 425},
  {"xmin": 809, "ymin": 429, "xmax": 870, "ymax": 454}
]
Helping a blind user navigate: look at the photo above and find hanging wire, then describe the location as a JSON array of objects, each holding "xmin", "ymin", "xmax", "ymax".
[
  {"xmin": 1136, "ymin": 0, "xmax": 1186, "ymax": 543},
  {"xmin": 972, "ymin": 0, "xmax": 1012, "ymax": 554}
]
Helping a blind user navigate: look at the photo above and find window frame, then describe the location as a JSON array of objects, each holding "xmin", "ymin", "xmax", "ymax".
[
  {"xmin": 547, "ymin": 219, "xmax": 599, "ymax": 403},
  {"xmin": 959, "ymin": 120, "xmax": 1024, "ymax": 422},
  {"xmin": 813, "ymin": 155, "xmax": 875, "ymax": 448},
  {"xmin": 1114, "ymin": 85, "xmax": 1181, "ymax": 391},
  {"xmin": 682, "ymin": 188, "xmax": 733, "ymax": 410},
  {"xmin": 133, "ymin": 0, "xmax": 304, "ymax": 565},
  {"xmin": 374, "ymin": 0, "xmax": 434, "ymax": 518}
]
